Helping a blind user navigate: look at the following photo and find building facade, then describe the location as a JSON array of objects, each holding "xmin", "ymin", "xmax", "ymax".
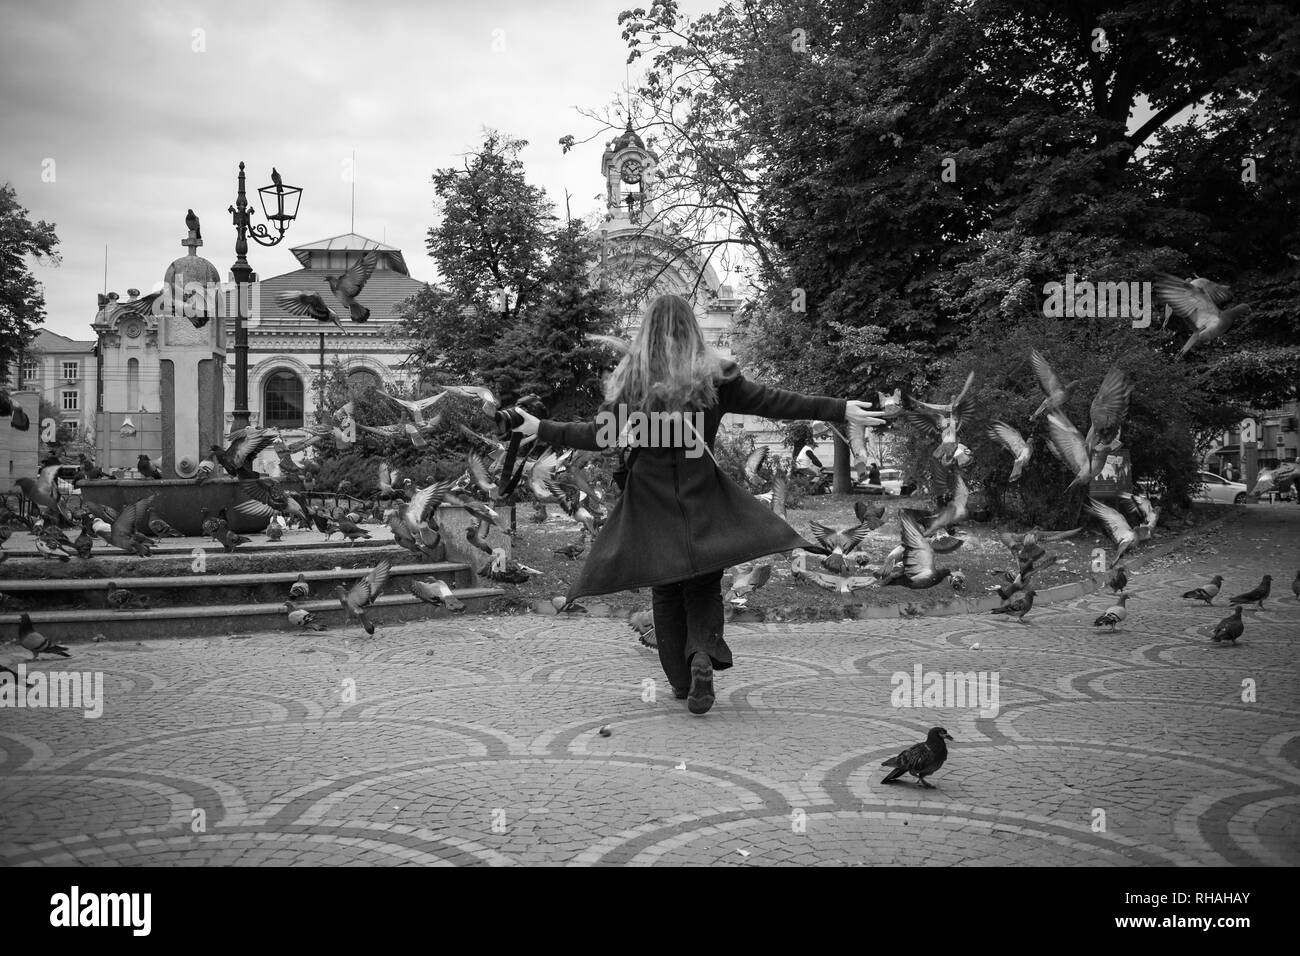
[{"xmin": 11, "ymin": 329, "xmax": 99, "ymax": 443}]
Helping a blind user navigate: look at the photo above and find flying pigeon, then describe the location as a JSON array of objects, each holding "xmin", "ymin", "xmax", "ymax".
[
  {"xmin": 1152, "ymin": 272, "xmax": 1250, "ymax": 358},
  {"xmin": 1228, "ymin": 575, "xmax": 1271, "ymax": 610},
  {"xmin": 1083, "ymin": 367, "xmax": 1132, "ymax": 454},
  {"xmin": 902, "ymin": 371, "xmax": 976, "ymax": 465},
  {"xmin": 283, "ymin": 601, "xmax": 325, "ymax": 631},
  {"xmin": 1094, "ymin": 592, "xmax": 1131, "ymax": 631},
  {"xmin": 724, "ymin": 562, "xmax": 773, "ymax": 605},
  {"xmin": 885, "ymin": 512, "xmax": 954, "ymax": 589},
  {"xmin": 881, "ymin": 726, "xmax": 953, "ymax": 788},
  {"xmin": 988, "ymin": 421, "xmax": 1032, "ymax": 481},
  {"xmin": 853, "ymin": 499, "xmax": 886, "ymax": 528},
  {"xmin": 103, "ymin": 495, "xmax": 158, "ymax": 556},
  {"xmin": 1211, "ymin": 605, "xmax": 1244, "ymax": 644},
  {"xmin": 409, "ymin": 578, "xmax": 465, "ymax": 612},
  {"xmin": 334, "ymin": 559, "xmax": 392, "ymax": 635},
  {"xmin": 379, "ymin": 389, "xmax": 447, "ymax": 424},
  {"xmin": 1028, "ymin": 348, "xmax": 1078, "ymax": 421},
  {"xmin": 326, "ymin": 250, "xmax": 380, "ymax": 322},
  {"xmin": 276, "ymin": 291, "xmax": 346, "ymax": 332},
  {"xmin": 19, "ymin": 614, "xmax": 70, "ymax": 660},
  {"xmin": 808, "ymin": 520, "xmax": 873, "ymax": 574},
  {"xmin": 1182, "ymin": 575, "xmax": 1223, "ymax": 605},
  {"xmin": 213, "ymin": 429, "xmax": 279, "ymax": 479},
  {"xmin": 1085, "ymin": 498, "xmax": 1138, "ymax": 566},
  {"xmin": 1044, "ymin": 411, "xmax": 1096, "ymax": 489}
]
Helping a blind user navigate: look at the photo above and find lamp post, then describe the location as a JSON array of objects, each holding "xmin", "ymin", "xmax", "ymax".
[{"xmin": 228, "ymin": 161, "xmax": 301, "ymax": 432}]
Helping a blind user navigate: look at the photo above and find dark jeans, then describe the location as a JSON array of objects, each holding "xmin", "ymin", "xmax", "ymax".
[{"xmin": 651, "ymin": 569, "xmax": 732, "ymax": 691}]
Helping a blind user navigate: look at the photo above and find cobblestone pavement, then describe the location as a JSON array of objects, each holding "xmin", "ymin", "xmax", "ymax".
[{"xmin": 2, "ymin": 506, "xmax": 1297, "ymax": 866}]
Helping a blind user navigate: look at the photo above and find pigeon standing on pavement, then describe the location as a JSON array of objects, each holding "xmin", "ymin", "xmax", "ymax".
[
  {"xmin": 409, "ymin": 578, "xmax": 465, "ymax": 612},
  {"xmin": 19, "ymin": 614, "xmax": 70, "ymax": 660},
  {"xmin": 1211, "ymin": 605, "xmax": 1244, "ymax": 644},
  {"xmin": 1228, "ymin": 575, "xmax": 1272, "ymax": 610},
  {"xmin": 991, "ymin": 588, "xmax": 1036, "ymax": 624},
  {"xmin": 881, "ymin": 727, "xmax": 953, "ymax": 789},
  {"xmin": 1094, "ymin": 592, "xmax": 1131, "ymax": 632},
  {"xmin": 1107, "ymin": 564, "xmax": 1128, "ymax": 593},
  {"xmin": 283, "ymin": 601, "xmax": 325, "ymax": 631},
  {"xmin": 1182, "ymin": 575, "xmax": 1224, "ymax": 605}
]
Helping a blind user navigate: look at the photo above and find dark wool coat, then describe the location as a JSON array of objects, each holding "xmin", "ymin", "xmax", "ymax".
[{"xmin": 537, "ymin": 362, "xmax": 847, "ymax": 600}]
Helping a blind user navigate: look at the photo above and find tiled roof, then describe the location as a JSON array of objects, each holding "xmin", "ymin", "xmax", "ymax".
[
  {"xmin": 27, "ymin": 329, "xmax": 95, "ymax": 354},
  {"xmin": 243, "ymin": 269, "xmax": 429, "ymax": 334}
]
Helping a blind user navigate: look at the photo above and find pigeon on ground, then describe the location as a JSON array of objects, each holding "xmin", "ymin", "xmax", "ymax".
[
  {"xmin": 1028, "ymin": 349, "xmax": 1077, "ymax": 421},
  {"xmin": 881, "ymin": 727, "xmax": 953, "ymax": 789},
  {"xmin": 18, "ymin": 614, "xmax": 70, "ymax": 660},
  {"xmin": 73, "ymin": 517, "xmax": 95, "ymax": 559},
  {"xmin": 289, "ymin": 573, "xmax": 310, "ymax": 601},
  {"xmin": 283, "ymin": 601, "xmax": 325, "ymax": 631},
  {"xmin": 409, "ymin": 578, "xmax": 465, "ymax": 612},
  {"xmin": 265, "ymin": 523, "xmax": 284, "ymax": 542},
  {"xmin": 333, "ymin": 559, "xmax": 392, "ymax": 635},
  {"xmin": 1152, "ymin": 272, "xmax": 1250, "ymax": 358},
  {"xmin": 988, "ymin": 421, "xmax": 1032, "ymax": 481},
  {"xmin": 992, "ymin": 588, "xmax": 1036, "ymax": 623},
  {"xmin": 216, "ymin": 522, "xmax": 250, "ymax": 553},
  {"xmin": 628, "ymin": 609, "xmax": 656, "ymax": 647},
  {"xmin": 1228, "ymin": 575, "xmax": 1271, "ymax": 609},
  {"xmin": 1094, "ymin": 592, "xmax": 1130, "ymax": 631},
  {"xmin": 1182, "ymin": 575, "xmax": 1223, "ymax": 605},
  {"xmin": 34, "ymin": 536, "xmax": 72, "ymax": 562},
  {"xmin": 1085, "ymin": 498, "xmax": 1138, "ymax": 566},
  {"xmin": 333, "ymin": 517, "xmax": 371, "ymax": 546},
  {"xmin": 553, "ymin": 532, "xmax": 588, "ymax": 560},
  {"xmin": 1107, "ymin": 564, "xmax": 1128, "ymax": 593},
  {"xmin": 200, "ymin": 509, "xmax": 220, "ymax": 540},
  {"xmin": 1211, "ymin": 605, "xmax": 1244, "ymax": 644},
  {"xmin": 106, "ymin": 582, "xmax": 148, "ymax": 610},
  {"xmin": 148, "ymin": 515, "xmax": 182, "ymax": 537}
]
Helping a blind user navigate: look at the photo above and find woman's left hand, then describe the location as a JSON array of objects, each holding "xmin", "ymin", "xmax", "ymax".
[{"xmin": 845, "ymin": 400, "xmax": 886, "ymax": 426}]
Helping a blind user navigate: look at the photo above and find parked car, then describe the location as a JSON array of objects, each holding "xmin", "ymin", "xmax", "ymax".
[
  {"xmin": 1194, "ymin": 470, "xmax": 1249, "ymax": 505},
  {"xmin": 851, "ymin": 466, "xmax": 908, "ymax": 496}
]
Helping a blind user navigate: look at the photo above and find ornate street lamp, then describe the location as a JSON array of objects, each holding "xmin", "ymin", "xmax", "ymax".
[{"xmin": 228, "ymin": 161, "xmax": 301, "ymax": 432}]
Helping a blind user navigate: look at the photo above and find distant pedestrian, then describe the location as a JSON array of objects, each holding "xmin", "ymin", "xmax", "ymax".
[
  {"xmin": 1222, "ymin": 462, "xmax": 1235, "ymax": 482},
  {"xmin": 867, "ymin": 462, "xmax": 881, "ymax": 486}
]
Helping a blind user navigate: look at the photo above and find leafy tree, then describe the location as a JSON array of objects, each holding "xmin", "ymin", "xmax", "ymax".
[{"xmin": 1, "ymin": 183, "xmax": 60, "ymax": 387}]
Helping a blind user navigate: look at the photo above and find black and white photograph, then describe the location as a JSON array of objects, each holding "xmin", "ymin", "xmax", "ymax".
[{"xmin": 1, "ymin": 0, "xmax": 1297, "ymax": 900}]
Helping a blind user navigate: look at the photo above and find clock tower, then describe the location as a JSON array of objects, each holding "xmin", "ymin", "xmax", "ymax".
[{"xmin": 601, "ymin": 116, "xmax": 656, "ymax": 225}]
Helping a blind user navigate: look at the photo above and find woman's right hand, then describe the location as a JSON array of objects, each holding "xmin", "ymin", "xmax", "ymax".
[
  {"xmin": 513, "ymin": 408, "xmax": 540, "ymax": 437},
  {"xmin": 845, "ymin": 400, "xmax": 886, "ymax": 427}
]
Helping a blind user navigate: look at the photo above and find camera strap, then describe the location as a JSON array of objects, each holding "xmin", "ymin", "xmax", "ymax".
[{"xmin": 499, "ymin": 432, "xmax": 530, "ymax": 497}]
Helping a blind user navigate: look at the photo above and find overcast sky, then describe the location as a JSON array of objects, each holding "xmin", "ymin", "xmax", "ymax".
[{"xmin": 1, "ymin": 0, "xmax": 702, "ymax": 341}]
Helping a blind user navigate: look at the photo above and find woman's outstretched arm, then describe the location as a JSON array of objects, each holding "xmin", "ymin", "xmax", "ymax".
[
  {"xmin": 722, "ymin": 370, "xmax": 878, "ymax": 426},
  {"xmin": 512, "ymin": 408, "xmax": 605, "ymax": 451}
]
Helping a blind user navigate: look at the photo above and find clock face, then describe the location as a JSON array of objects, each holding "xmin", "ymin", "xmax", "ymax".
[{"xmin": 620, "ymin": 159, "xmax": 643, "ymax": 184}]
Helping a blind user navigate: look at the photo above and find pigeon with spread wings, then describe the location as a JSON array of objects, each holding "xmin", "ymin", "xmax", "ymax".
[
  {"xmin": 902, "ymin": 371, "xmax": 976, "ymax": 465},
  {"xmin": 1152, "ymin": 272, "xmax": 1250, "ymax": 358},
  {"xmin": 333, "ymin": 559, "xmax": 392, "ymax": 636},
  {"xmin": 1085, "ymin": 498, "xmax": 1138, "ymax": 566},
  {"xmin": 276, "ymin": 291, "xmax": 345, "ymax": 332},
  {"xmin": 327, "ymin": 250, "xmax": 380, "ymax": 322},
  {"xmin": 988, "ymin": 421, "xmax": 1032, "ymax": 482}
]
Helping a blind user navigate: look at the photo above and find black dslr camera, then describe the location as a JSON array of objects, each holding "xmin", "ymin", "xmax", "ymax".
[{"xmin": 493, "ymin": 393, "xmax": 547, "ymax": 439}]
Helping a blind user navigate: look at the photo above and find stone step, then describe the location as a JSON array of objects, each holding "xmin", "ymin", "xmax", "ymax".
[
  {"xmin": 0, "ymin": 588, "xmax": 507, "ymax": 641},
  {"xmin": 0, "ymin": 561, "xmax": 470, "ymax": 592}
]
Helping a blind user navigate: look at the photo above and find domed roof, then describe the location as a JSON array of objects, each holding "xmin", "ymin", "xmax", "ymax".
[
  {"xmin": 613, "ymin": 117, "xmax": 644, "ymax": 152},
  {"xmin": 164, "ymin": 248, "xmax": 221, "ymax": 287}
]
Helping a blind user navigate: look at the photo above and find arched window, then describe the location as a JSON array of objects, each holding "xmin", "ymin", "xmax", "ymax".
[
  {"xmin": 347, "ymin": 368, "xmax": 381, "ymax": 393},
  {"xmin": 263, "ymin": 370, "xmax": 304, "ymax": 428}
]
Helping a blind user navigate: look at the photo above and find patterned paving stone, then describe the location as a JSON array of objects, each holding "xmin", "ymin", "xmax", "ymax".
[{"xmin": 1, "ymin": 506, "xmax": 1296, "ymax": 865}]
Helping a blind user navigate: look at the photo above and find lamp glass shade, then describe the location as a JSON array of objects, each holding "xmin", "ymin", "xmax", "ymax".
[{"xmin": 257, "ymin": 183, "xmax": 302, "ymax": 224}]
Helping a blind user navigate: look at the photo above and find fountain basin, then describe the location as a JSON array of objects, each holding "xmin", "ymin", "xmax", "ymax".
[{"xmin": 73, "ymin": 478, "xmax": 269, "ymax": 535}]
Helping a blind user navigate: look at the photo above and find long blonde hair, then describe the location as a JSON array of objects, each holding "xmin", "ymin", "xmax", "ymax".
[{"xmin": 593, "ymin": 294, "xmax": 731, "ymax": 413}]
